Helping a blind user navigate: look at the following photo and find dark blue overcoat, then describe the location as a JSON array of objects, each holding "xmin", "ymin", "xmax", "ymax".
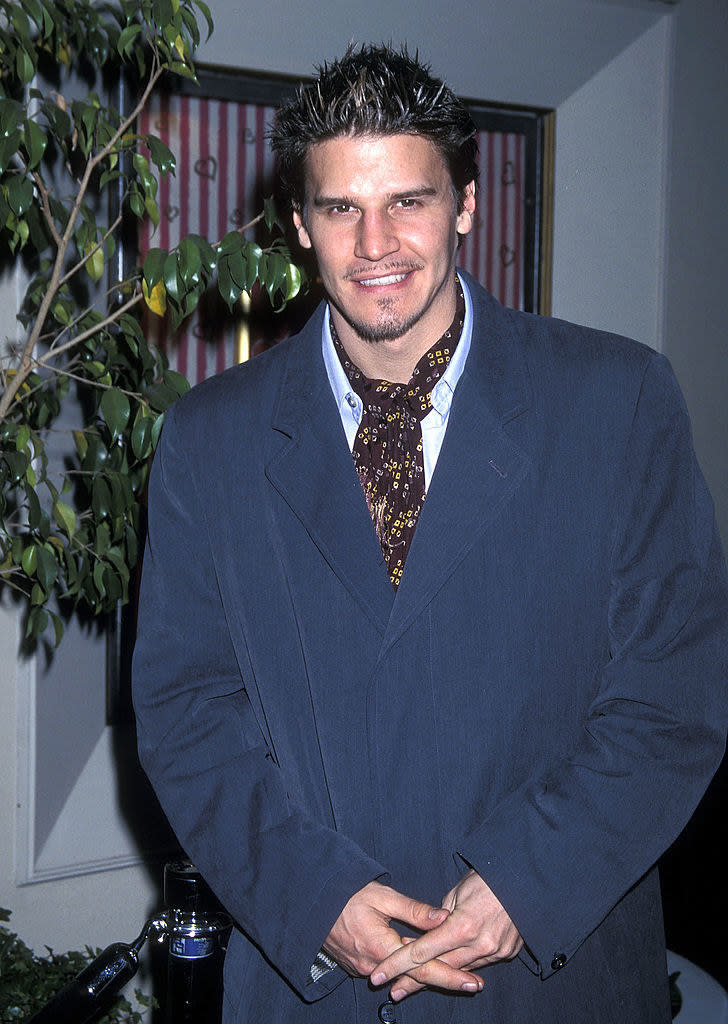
[{"xmin": 132, "ymin": 274, "xmax": 728, "ymax": 1024}]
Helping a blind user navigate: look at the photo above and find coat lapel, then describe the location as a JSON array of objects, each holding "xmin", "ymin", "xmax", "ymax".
[
  {"xmin": 265, "ymin": 307, "xmax": 395, "ymax": 632},
  {"xmin": 383, "ymin": 279, "xmax": 534, "ymax": 649}
]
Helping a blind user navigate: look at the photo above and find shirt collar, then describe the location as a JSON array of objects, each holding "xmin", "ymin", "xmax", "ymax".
[{"xmin": 322, "ymin": 271, "xmax": 473, "ymax": 424}]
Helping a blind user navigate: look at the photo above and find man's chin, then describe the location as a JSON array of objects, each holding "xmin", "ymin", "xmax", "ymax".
[
  {"xmin": 341, "ymin": 312, "xmax": 418, "ymax": 345},
  {"xmin": 355, "ymin": 327, "xmax": 408, "ymax": 344}
]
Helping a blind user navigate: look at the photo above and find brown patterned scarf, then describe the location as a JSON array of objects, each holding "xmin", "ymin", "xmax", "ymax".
[{"xmin": 331, "ymin": 282, "xmax": 465, "ymax": 587}]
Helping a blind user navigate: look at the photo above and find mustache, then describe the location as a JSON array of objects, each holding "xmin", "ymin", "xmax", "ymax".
[{"xmin": 343, "ymin": 260, "xmax": 424, "ymax": 281}]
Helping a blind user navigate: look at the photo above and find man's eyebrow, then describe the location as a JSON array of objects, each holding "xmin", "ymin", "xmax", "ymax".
[
  {"xmin": 311, "ymin": 186, "xmax": 439, "ymax": 208},
  {"xmin": 388, "ymin": 186, "xmax": 439, "ymax": 201},
  {"xmin": 311, "ymin": 193, "xmax": 356, "ymax": 209}
]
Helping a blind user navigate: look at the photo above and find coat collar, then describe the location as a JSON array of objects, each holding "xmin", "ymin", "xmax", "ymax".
[{"xmin": 266, "ymin": 274, "xmax": 534, "ymax": 641}]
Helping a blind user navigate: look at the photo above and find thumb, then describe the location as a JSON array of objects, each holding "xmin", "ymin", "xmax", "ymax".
[{"xmin": 387, "ymin": 891, "xmax": 450, "ymax": 931}]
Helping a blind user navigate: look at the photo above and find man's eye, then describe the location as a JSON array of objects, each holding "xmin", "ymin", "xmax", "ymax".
[
  {"xmin": 331, "ymin": 204, "xmax": 354, "ymax": 215},
  {"xmin": 397, "ymin": 199, "xmax": 419, "ymax": 209}
]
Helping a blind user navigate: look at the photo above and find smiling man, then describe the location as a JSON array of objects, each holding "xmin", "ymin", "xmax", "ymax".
[
  {"xmin": 292, "ymin": 133, "xmax": 475, "ymax": 379},
  {"xmin": 132, "ymin": 45, "xmax": 728, "ymax": 1024}
]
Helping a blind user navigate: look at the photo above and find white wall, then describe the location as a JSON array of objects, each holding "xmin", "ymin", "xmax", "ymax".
[
  {"xmin": 2, "ymin": 0, "xmax": 726, "ymax": 973},
  {"xmin": 0, "ymin": 601, "xmax": 163, "ymax": 953},
  {"xmin": 194, "ymin": 0, "xmax": 662, "ymax": 109},
  {"xmin": 660, "ymin": 0, "xmax": 728, "ymax": 545},
  {"xmin": 552, "ymin": 16, "xmax": 672, "ymax": 350}
]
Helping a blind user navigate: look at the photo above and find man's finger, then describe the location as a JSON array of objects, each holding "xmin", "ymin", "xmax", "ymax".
[
  {"xmin": 386, "ymin": 937, "xmax": 427, "ymax": 997},
  {"xmin": 370, "ymin": 930, "xmax": 486, "ymax": 996},
  {"xmin": 389, "ymin": 947, "xmax": 483, "ymax": 1001},
  {"xmin": 370, "ymin": 936, "xmax": 483, "ymax": 1002},
  {"xmin": 371, "ymin": 924, "xmax": 459, "ymax": 986},
  {"xmin": 382, "ymin": 888, "xmax": 449, "ymax": 931}
]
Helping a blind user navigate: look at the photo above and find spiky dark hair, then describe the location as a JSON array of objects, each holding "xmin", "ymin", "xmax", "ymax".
[{"xmin": 269, "ymin": 44, "xmax": 479, "ymax": 212}]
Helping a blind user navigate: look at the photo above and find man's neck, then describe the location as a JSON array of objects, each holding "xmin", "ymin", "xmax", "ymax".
[{"xmin": 333, "ymin": 333, "xmax": 422, "ymax": 383}]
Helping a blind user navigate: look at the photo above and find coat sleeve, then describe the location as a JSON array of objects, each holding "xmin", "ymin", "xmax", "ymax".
[
  {"xmin": 456, "ymin": 350, "xmax": 728, "ymax": 977},
  {"xmin": 131, "ymin": 400, "xmax": 386, "ymax": 1001}
]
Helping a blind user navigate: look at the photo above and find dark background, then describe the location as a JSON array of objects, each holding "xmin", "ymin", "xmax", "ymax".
[{"xmin": 660, "ymin": 747, "xmax": 728, "ymax": 988}]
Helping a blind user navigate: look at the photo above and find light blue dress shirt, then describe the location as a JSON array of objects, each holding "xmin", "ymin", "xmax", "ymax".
[{"xmin": 321, "ymin": 273, "xmax": 473, "ymax": 489}]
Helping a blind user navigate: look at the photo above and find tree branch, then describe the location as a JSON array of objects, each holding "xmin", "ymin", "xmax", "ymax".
[
  {"xmin": 34, "ymin": 291, "xmax": 144, "ymax": 367},
  {"xmin": 57, "ymin": 208, "xmax": 124, "ymax": 290},
  {"xmin": 0, "ymin": 54, "xmax": 165, "ymax": 419},
  {"xmin": 48, "ymin": 361, "xmax": 144, "ymax": 402},
  {"xmin": 32, "ymin": 168, "xmax": 63, "ymax": 249}
]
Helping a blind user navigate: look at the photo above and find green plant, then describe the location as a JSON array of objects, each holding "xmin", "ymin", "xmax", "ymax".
[
  {"xmin": 0, "ymin": 908, "xmax": 153, "ymax": 1022},
  {"xmin": 0, "ymin": 0, "xmax": 303, "ymax": 644}
]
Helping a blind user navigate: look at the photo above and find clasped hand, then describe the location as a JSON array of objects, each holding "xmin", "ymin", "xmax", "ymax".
[{"xmin": 323, "ymin": 870, "xmax": 522, "ymax": 1002}]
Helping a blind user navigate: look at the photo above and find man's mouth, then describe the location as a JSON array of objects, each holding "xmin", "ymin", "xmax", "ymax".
[{"xmin": 357, "ymin": 272, "xmax": 409, "ymax": 287}]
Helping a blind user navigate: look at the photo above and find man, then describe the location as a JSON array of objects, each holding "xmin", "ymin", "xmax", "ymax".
[{"xmin": 132, "ymin": 45, "xmax": 728, "ymax": 1024}]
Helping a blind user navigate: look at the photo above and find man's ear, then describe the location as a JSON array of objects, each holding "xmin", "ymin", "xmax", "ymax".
[
  {"xmin": 456, "ymin": 181, "xmax": 476, "ymax": 237},
  {"xmin": 292, "ymin": 208, "xmax": 312, "ymax": 250}
]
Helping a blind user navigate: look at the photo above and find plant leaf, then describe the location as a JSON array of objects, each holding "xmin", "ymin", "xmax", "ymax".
[
  {"xmin": 142, "ymin": 278, "xmax": 167, "ymax": 315},
  {"xmin": 35, "ymin": 545, "xmax": 58, "ymax": 591},
  {"xmin": 84, "ymin": 241, "xmax": 105, "ymax": 283},
  {"xmin": 53, "ymin": 499, "xmax": 76, "ymax": 538},
  {"xmin": 23, "ymin": 118, "xmax": 48, "ymax": 169},
  {"xmin": 100, "ymin": 388, "xmax": 131, "ymax": 438},
  {"xmin": 21, "ymin": 544, "xmax": 38, "ymax": 576},
  {"xmin": 146, "ymin": 134, "xmax": 176, "ymax": 175}
]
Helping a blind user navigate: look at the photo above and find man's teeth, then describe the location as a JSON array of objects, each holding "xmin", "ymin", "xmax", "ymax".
[{"xmin": 359, "ymin": 273, "xmax": 407, "ymax": 287}]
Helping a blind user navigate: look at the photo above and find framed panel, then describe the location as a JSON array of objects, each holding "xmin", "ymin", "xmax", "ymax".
[
  {"xmin": 136, "ymin": 65, "xmax": 554, "ymax": 387},
  {"xmin": 459, "ymin": 99, "xmax": 554, "ymax": 317},
  {"xmin": 16, "ymin": 609, "xmax": 177, "ymax": 885}
]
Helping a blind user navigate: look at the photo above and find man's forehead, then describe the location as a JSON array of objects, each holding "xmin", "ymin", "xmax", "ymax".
[
  {"xmin": 305, "ymin": 131, "xmax": 444, "ymax": 161},
  {"xmin": 302, "ymin": 132, "xmax": 452, "ymax": 196}
]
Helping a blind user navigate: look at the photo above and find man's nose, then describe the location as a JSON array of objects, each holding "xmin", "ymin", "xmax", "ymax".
[{"xmin": 354, "ymin": 210, "xmax": 400, "ymax": 262}]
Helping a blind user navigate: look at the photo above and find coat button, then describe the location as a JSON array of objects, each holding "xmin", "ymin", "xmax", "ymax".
[
  {"xmin": 378, "ymin": 1000, "xmax": 397, "ymax": 1023},
  {"xmin": 551, "ymin": 952, "xmax": 567, "ymax": 970}
]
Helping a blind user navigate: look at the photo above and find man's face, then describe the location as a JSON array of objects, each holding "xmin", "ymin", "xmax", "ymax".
[{"xmin": 293, "ymin": 133, "xmax": 475, "ymax": 375}]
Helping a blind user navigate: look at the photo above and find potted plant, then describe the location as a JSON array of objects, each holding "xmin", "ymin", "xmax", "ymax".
[{"xmin": 0, "ymin": 0, "xmax": 303, "ymax": 645}]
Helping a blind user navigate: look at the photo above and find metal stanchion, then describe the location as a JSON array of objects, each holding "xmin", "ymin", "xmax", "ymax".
[
  {"xmin": 27, "ymin": 861, "xmax": 231, "ymax": 1024},
  {"xmin": 162, "ymin": 860, "xmax": 232, "ymax": 1024}
]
